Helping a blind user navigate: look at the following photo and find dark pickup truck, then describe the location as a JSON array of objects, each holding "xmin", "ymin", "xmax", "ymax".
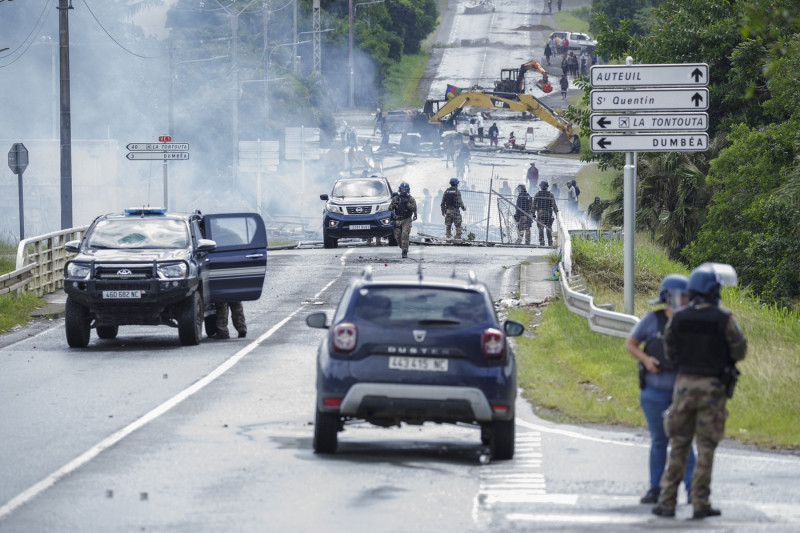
[{"xmin": 63, "ymin": 208, "xmax": 267, "ymax": 347}]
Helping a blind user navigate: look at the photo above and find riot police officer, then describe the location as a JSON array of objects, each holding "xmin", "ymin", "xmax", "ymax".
[
  {"xmin": 440, "ymin": 177, "xmax": 466, "ymax": 240},
  {"xmin": 390, "ymin": 182, "xmax": 417, "ymax": 258},
  {"xmin": 653, "ymin": 265, "xmax": 747, "ymax": 520},
  {"xmin": 533, "ymin": 181, "xmax": 558, "ymax": 246}
]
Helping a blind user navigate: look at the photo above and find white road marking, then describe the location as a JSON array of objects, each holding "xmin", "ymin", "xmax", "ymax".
[
  {"xmin": 0, "ymin": 277, "xmax": 342, "ymax": 521},
  {"xmin": 508, "ymin": 512, "xmax": 641, "ymax": 524}
]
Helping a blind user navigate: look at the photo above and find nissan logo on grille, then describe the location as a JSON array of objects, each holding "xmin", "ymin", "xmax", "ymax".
[{"xmin": 354, "ymin": 207, "xmax": 363, "ymax": 213}]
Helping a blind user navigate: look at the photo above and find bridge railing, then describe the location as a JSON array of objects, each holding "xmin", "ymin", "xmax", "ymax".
[
  {"xmin": 555, "ymin": 214, "xmax": 639, "ymax": 338},
  {"xmin": 13, "ymin": 226, "xmax": 89, "ymax": 297}
]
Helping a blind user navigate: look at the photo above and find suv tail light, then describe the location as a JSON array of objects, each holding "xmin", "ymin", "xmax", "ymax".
[
  {"xmin": 332, "ymin": 322, "xmax": 358, "ymax": 353},
  {"xmin": 481, "ymin": 328, "xmax": 505, "ymax": 359}
]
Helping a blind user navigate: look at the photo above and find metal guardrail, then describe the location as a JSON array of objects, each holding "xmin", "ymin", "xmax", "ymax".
[
  {"xmin": 13, "ymin": 226, "xmax": 89, "ymax": 297},
  {"xmin": 555, "ymin": 214, "xmax": 639, "ymax": 338}
]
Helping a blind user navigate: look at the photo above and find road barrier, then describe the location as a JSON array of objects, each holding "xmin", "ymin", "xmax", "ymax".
[
  {"xmin": 555, "ymin": 214, "xmax": 640, "ymax": 338},
  {"xmin": 13, "ymin": 226, "xmax": 89, "ymax": 297}
]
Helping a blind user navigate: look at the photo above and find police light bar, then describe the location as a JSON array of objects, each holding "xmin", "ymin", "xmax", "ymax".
[{"xmin": 125, "ymin": 207, "xmax": 166, "ymax": 216}]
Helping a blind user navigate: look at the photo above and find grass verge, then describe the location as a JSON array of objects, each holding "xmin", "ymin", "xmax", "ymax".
[
  {"xmin": 552, "ymin": 6, "xmax": 592, "ymax": 33},
  {"xmin": 1, "ymin": 242, "xmax": 44, "ymax": 334},
  {"xmin": 512, "ymin": 234, "xmax": 800, "ymax": 449},
  {"xmin": 384, "ymin": 53, "xmax": 430, "ymax": 110},
  {"xmin": 575, "ymin": 163, "xmax": 616, "ymax": 210}
]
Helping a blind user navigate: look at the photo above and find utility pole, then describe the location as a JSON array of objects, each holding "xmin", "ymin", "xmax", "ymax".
[
  {"xmin": 348, "ymin": 0, "xmax": 354, "ymax": 107},
  {"xmin": 312, "ymin": 0, "xmax": 321, "ymax": 75},
  {"xmin": 58, "ymin": 0, "xmax": 73, "ymax": 229}
]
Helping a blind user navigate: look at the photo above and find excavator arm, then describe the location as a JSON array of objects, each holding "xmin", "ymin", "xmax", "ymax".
[
  {"xmin": 517, "ymin": 59, "xmax": 551, "ymax": 93},
  {"xmin": 426, "ymin": 91, "xmax": 576, "ymax": 153},
  {"xmin": 428, "ymin": 91, "xmax": 572, "ymax": 135}
]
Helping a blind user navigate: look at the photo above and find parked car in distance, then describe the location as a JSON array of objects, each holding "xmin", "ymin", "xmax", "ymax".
[
  {"xmin": 63, "ymin": 207, "xmax": 267, "ymax": 348},
  {"xmin": 320, "ymin": 176, "xmax": 396, "ymax": 248},
  {"xmin": 548, "ymin": 31, "xmax": 597, "ymax": 53},
  {"xmin": 306, "ymin": 266, "xmax": 525, "ymax": 459}
]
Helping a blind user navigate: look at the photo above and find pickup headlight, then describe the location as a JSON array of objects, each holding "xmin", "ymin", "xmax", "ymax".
[
  {"xmin": 376, "ymin": 201, "xmax": 391, "ymax": 212},
  {"xmin": 157, "ymin": 262, "xmax": 188, "ymax": 279},
  {"xmin": 66, "ymin": 262, "xmax": 91, "ymax": 280},
  {"xmin": 326, "ymin": 203, "xmax": 344, "ymax": 214}
]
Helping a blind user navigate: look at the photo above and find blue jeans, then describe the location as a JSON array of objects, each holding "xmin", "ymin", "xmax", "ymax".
[{"xmin": 641, "ymin": 385, "xmax": 695, "ymax": 491}]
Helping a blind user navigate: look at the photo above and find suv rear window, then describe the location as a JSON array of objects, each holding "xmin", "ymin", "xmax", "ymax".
[
  {"xmin": 87, "ymin": 219, "xmax": 189, "ymax": 249},
  {"xmin": 352, "ymin": 287, "xmax": 488, "ymax": 326},
  {"xmin": 331, "ymin": 179, "xmax": 389, "ymax": 198}
]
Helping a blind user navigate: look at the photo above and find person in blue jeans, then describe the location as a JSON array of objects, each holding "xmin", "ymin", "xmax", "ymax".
[{"xmin": 625, "ymin": 274, "xmax": 696, "ymax": 504}]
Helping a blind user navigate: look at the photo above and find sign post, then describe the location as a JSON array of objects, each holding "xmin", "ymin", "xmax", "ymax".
[
  {"xmin": 8, "ymin": 143, "xmax": 29, "ymax": 239},
  {"xmin": 126, "ymin": 140, "xmax": 190, "ymax": 209},
  {"xmin": 589, "ymin": 59, "xmax": 710, "ymax": 314}
]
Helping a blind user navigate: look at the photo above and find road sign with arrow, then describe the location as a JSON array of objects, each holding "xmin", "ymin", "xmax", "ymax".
[
  {"xmin": 590, "ymin": 133, "xmax": 709, "ymax": 152},
  {"xmin": 590, "ymin": 63, "xmax": 709, "ymax": 88},
  {"xmin": 590, "ymin": 88, "xmax": 709, "ymax": 112},
  {"xmin": 590, "ymin": 112, "xmax": 709, "ymax": 132}
]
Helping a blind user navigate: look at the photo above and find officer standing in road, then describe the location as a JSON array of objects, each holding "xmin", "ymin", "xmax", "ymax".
[
  {"xmin": 513, "ymin": 184, "xmax": 533, "ymax": 244},
  {"xmin": 532, "ymin": 181, "xmax": 558, "ymax": 246},
  {"xmin": 390, "ymin": 182, "xmax": 417, "ymax": 258},
  {"xmin": 441, "ymin": 177, "xmax": 466, "ymax": 240},
  {"xmin": 211, "ymin": 302, "xmax": 247, "ymax": 339},
  {"xmin": 653, "ymin": 265, "xmax": 747, "ymax": 520},
  {"xmin": 625, "ymin": 275, "xmax": 696, "ymax": 505}
]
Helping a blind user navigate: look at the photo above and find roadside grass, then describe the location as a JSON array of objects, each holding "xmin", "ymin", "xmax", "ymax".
[
  {"xmin": 551, "ymin": 6, "xmax": 591, "ymax": 33},
  {"xmin": 511, "ymin": 234, "xmax": 800, "ymax": 449},
  {"xmin": 575, "ymin": 163, "xmax": 617, "ymax": 210},
  {"xmin": 384, "ymin": 53, "xmax": 429, "ymax": 109},
  {"xmin": 1, "ymin": 241, "xmax": 43, "ymax": 334}
]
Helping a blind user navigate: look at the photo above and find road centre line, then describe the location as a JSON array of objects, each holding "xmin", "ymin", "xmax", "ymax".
[{"xmin": 0, "ymin": 275, "xmax": 342, "ymax": 521}]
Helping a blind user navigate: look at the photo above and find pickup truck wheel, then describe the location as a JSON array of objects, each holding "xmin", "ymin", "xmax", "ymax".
[
  {"xmin": 323, "ymin": 233, "xmax": 338, "ymax": 249},
  {"xmin": 178, "ymin": 292, "xmax": 203, "ymax": 346},
  {"xmin": 65, "ymin": 297, "xmax": 91, "ymax": 348},
  {"xmin": 313, "ymin": 407, "xmax": 339, "ymax": 454},
  {"xmin": 96, "ymin": 325, "xmax": 119, "ymax": 339},
  {"xmin": 489, "ymin": 417, "xmax": 515, "ymax": 460}
]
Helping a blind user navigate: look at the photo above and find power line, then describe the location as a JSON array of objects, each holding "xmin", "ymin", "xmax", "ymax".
[
  {"xmin": 81, "ymin": 0, "xmax": 164, "ymax": 59},
  {"xmin": 0, "ymin": 0, "xmax": 54, "ymax": 68}
]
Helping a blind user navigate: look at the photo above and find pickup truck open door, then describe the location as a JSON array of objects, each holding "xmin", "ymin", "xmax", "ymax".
[{"xmin": 204, "ymin": 213, "xmax": 268, "ymax": 303}]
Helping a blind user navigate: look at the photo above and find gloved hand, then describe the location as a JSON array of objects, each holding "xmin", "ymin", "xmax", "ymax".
[
  {"xmin": 461, "ymin": 206, "xmax": 467, "ymax": 211},
  {"xmin": 413, "ymin": 214, "xmax": 417, "ymax": 221}
]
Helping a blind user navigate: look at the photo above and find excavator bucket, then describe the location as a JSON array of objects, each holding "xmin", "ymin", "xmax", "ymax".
[
  {"xmin": 547, "ymin": 131, "xmax": 577, "ymax": 154},
  {"xmin": 536, "ymin": 80, "xmax": 553, "ymax": 93}
]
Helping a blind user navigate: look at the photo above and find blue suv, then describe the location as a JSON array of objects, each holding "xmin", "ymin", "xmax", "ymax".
[
  {"xmin": 319, "ymin": 176, "xmax": 397, "ymax": 248},
  {"xmin": 306, "ymin": 267, "xmax": 524, "ymax": 459}
]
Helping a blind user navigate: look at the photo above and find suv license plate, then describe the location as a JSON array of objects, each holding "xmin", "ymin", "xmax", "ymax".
[
  {"xmin": 103, "ymin": 290, "xmax": 142, "ymax": 299},
  {"xmin": 389, "ymin": 356, "xmax": 448, "ymax": 372},
  {"xmin": 349, "ymin": 224, "xmax": 371, "ymax": 230}
]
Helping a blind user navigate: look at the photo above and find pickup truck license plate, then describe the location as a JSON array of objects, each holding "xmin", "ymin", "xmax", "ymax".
[
  {"xmin": 389, "ymin": 356, "xmax": 448, "ymax": 372},
  {"xmin": 103, "ymin": 290, "xmax": 142, "ymax": 299},
  {"xmin": 349, "ymin": 224, "xmax": 371, "ymax": 230}
]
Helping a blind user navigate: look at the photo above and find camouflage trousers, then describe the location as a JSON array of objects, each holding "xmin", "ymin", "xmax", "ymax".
[
  {"xmin": 215, "ymin": 301, "xmax": 247, "ymax": 338},
  {"xmin": 659, "ymin": 374, "xmax": 728, "ymax": 511},
  {"xmin": 537, "ymin": 212, "xmax": 554, "ymax": 246},
  {"xmin": 444, "ymin": 209, "xmax": 463, "ymax": 239},
  {"xmin": 394, "ymin": 217, "xmax": 412, "ymax": 251}
]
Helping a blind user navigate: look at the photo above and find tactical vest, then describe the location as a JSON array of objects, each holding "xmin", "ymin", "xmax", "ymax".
[
  {"xmin": 443, "ymin": 187, "xmax": 459, "ymax": 209},
  {"xmin": 644, "ymin": 310, "xmax": 675, "ymax": 369},
  {"xmin": 395, "ymin": 196, "xmax": 412, "ymax": 219},
  {"xmin": 669, "ymin": 305, "xmax": 732, "ymax": 376}
]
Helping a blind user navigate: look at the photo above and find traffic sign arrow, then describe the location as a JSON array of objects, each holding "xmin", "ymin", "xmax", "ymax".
[
  {"xmin": 590, "ymin": 63, "xmax": 709, "ymax": 87},
  {"xmin": 126, "ymin": 152, "xmax": 190, "ymax": 160},
  {"xmin": 126, "ymin": 143, "xmax": 190, "ymax": 152},
  {"xmin": 590, "ymin": 133, "xmax": 709, "ymax": 152},
  {"xmin": 595, "ymin": 116, "xmax": 612, "ymax": 129},
  {"xmin": 590, "ymin": 113, "xmax": 708, "ymax": 132},
  {"xmin": 590, "ymin": 88, "xmax": 710, "ymax": 112}
]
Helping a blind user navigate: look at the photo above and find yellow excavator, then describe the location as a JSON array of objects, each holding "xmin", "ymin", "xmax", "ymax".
[
  {"xmin": 425, "ymin": 91, "xmax": 579, "ymax": 154},
  {"xmin": 495, "ymin": 59, "xmax": 553, "ymax": 94}
]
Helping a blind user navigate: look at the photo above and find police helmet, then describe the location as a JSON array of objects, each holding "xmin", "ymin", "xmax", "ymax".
[
  {"xmin": 449, "ymin": 178, "xmax": 459, "ymax": 187},
  {"xmin": 540, "ymin": 180, "xmax": 549, "ymax": 189},
  {"xmin": 647, "ymin": 274, "xmax": 688, "ymax": 305},
  {"xmin": 399, "ymin": 181, "xmax": 410, "ymax": 192},
  {"xmin": 687, "ymin": 264, "xmax": 722, "ymax": 299}
]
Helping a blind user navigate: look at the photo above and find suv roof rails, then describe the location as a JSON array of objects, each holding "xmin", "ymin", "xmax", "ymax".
[{"xmin": 450, "ymin": 268, "xmax": 479, "ymax": 284}]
